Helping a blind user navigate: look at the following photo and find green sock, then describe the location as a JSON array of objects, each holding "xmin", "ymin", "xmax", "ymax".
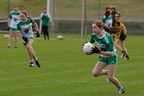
[
  {"xmin": 106, "ymin": 70, "xmax": 108, "ymax": 75},
  {"xmin": 30, "ymin": 59, "xmax": 33, "ymax": 62},
  {"xmin": 117, "ymin": 86, "xmax": 123, "ymax": 90}
]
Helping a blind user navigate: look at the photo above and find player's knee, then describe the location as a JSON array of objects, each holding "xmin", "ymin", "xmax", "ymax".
[
  {"xmin": 107, "ymin": 76, "xmax": 114, "ymax": 81},
  {"xmin": 26, "ymin": 45, "xmax": 31, "ymax": 49},
  {"xmin": 92, "ymin": 72, "xmax": 99, "ymax": 77}
]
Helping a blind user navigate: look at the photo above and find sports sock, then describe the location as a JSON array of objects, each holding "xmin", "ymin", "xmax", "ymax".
[
  {"xmin": 30, "ymin": 59, "xmax": 33, "ymax": 62},
  {"xmin": 106, "ymin": 70, "xmax": 108, "ymax": 75},
  {"xmin": 117, "ymin": 86, "xmax": 123, "ymax": 90},
  {"xmin": 34, "ymin": 58, "xmax": 38, "ymax": 61}
]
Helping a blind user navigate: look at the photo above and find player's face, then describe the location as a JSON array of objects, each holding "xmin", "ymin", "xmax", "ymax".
[
  {"xmin": 43, "ymin": 9, "xmax": 47, "ymax": 13},
  {"xmin": 115, "ymin": 14, "xmax": 120, "ymax": 21},
  {"xmin": 13, "ymin": 7, "xmax": 18, "ymax": 12},
  {"xmin": 20, "ymin": 13, "xmax": 26, "ymax": 21},
  {"xmin": 92, "ymin": 24, "xmax": 101, "ymax": 34}
]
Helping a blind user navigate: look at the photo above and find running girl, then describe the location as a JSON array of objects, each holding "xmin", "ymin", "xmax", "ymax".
[
  {"xmin": 16, "ymin": 11, "xmax": 40, "ymax": 67},
  {"xmin": 86, "ymin": 20, "xmax": 125, "ymax": 94}
]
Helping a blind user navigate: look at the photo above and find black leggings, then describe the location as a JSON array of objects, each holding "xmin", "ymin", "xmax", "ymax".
[{"xmin": 42, "ymin": 25, "xmax": 49, "ymax": 39}]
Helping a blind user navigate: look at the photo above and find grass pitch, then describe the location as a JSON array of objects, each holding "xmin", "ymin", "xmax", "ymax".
[{"xmin": 0, "ymin": 34, "xmax": 143, "ymax": 96}]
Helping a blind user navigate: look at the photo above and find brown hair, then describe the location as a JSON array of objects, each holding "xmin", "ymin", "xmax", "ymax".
[
  {"xmin": 21, "ymin": 11, "xmax": 33, "ymax": 21},
  {"xmin": 112, "ymin": 6, "xmax": 116, "ymax": 11},
  {"xmin": 13, "ymin": 6, "xmax": 18, "ymax": 8},
  {"xmin": 21, "ymin": 11, "xmax": 35, "ymax": 29},
  {"xmin": 93, "ymin": 20, "xmax": 122, "ymax": 34},
  {"xmin": 115, "ymin": 12, "xmax": 121, "ymax": 17},
  {"xmin": 105, "ymin": 6, "xmax": 112, "ymax": 11}
]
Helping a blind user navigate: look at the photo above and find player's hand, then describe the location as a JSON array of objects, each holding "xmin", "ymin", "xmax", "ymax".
[
  {"xmin": 91, "ymin": 46, "xmax": 101, "ymax": 54},
  {"xmin": 36, "ymin": 31, "xmax": 40, "ymax": 38},
  {"xmin": 22, "ymin": 36, "xmax": 28, "ymax": 43},
  {"xmin": 82, "ymin": 44, "xmax": 84, "ymax": 50}
]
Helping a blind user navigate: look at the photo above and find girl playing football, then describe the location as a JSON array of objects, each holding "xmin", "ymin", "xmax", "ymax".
[
  {"xmin": 114, "ymin": 12, "xmax": 130, "ymax": 60},
  {"xmin": 16, "ymin": 11, "xmax": 40, "ymax": 67},
  {"xmin": 87, "ymin": 20, "xmax": 125, "ymax": 94}
]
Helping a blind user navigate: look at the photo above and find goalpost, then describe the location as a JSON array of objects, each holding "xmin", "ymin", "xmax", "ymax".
[{"xmin": 81, "ymin": 0, "xmax": 87, "ymax": 40}]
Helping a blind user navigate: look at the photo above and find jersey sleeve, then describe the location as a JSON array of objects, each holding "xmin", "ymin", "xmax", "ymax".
[
  {"xmin": 101, "ymin": 16, "xmax": 106, "ymax": 23},
  {"xmin": 17, "ymin": 23, "xmax": 21, "ymax": 32},
  {"xmin": 9, "ymin": 13, "xmax": 12, "ymax": 19},
  {"xmin": 120, "ymin": 22, "xmax": 126, "ymax": 29},
  {"xmin": 89, "ymin": 34, "xmax": 95, "ymax": 43}
]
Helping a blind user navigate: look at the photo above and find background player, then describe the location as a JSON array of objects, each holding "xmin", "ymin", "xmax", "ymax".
[
  {"xmin": 40, "ymin": 8, "xmax": 51, "ymax": 40},
  {"xmin": 114, "ymin": 12, "xmax": 130, "ymax": 60},
  {"xmin": 8, "ymin": 6, "xmax": 20, "ymax": 48}
]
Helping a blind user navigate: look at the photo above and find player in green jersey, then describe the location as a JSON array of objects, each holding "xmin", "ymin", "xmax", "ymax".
[
  {"xmin": 16, "ymin": 11, "xmax": 40, "ymax": 67},
  {"xmin": 40, "ymin": 8, "xmax": 50, "ymax": 40},
  {"xmin": 8, "ymin": 6, "xmax": 20, "ymax": 48},
  {"xmin": 88, "ymin": 20, "xmax": 125, "ymax": 94}
]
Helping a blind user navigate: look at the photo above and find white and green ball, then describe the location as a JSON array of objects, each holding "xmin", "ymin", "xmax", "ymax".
[{"xmin": 82, "ymin": 42, "xmax": 94, "ymax": 55}]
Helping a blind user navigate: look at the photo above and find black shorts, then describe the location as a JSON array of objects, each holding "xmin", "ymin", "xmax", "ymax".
[{"xmin": 120, "ymin": 31, "xmax": 127, "ymax": 40}]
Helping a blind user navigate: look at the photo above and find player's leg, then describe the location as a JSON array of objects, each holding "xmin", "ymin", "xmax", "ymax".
[
  {"xmin": 14, "ymin": 31, "xmax": 18, "ymax": 48},
  {"xmin": 31, "ymin": 47, "xmax": 41, "ymax": 67},
  {"xmin": 114, "ymin": 39, "xmax": 123, "ymax": 51},
  {"xmin": 92, "ymin": 61, "xmax": 107, "ymax": 77},
  {"xmin": 26, "ymin": 39, "xmax": 35, "ymax": 67},
  {"xmin": 43, "ymin": 26, "xmax": 46, "ymax": 40},
  {"xmin": 8, "ymin": 30, "xmax": 13, "ymax": 48},
  {"xmin": 115, "ymin": 39, "xmax": 126, "ymax": 58},
  {"xmin": 46, "ymin": 26, "xmax": 49, "ymax": 40},
  {"xmin": 25, "ymin": 39, "xmax": 40, "ymax": 67},
  {"xmin": 121, "ymin": 40, "xmax": 129, "ymax": 60},
  {"xmin": 107, "ymin": 64, "xmax": 125, "ymax": 94}
]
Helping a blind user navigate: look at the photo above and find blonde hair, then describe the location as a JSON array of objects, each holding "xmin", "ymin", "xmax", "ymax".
[{"xmin": 93, "ymin": 20, "xmax": 121, "ymax": 34}]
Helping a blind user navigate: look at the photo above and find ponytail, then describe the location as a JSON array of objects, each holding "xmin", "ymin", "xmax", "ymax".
[
  {"xmin": 93, "ymin": 20, "xmax": 122, "ymax": 34},
  {"xmin": 103, "ymin": 24, "xmax": 122, "ymax": 34}
]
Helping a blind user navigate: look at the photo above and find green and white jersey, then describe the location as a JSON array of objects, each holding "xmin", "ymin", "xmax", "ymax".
[
  {"xmin": 89, "ymin": 33, "xmax": 116, "ymax": 58},
  {"xmin": 40, "ymin": 13, "xmax": 50, "ymax": 26},
  {"xmin": 17, "ymin": 18, "xmax": 36, "ymax": 38},
  {"xmin": 102, "ymin": 15, "xmax": 113, "ymax": 35},
  {"xmin": 9, "ymin": 11, "xmax": 20, "ymax": 28},
  {"xmin": 102, "ymin": 15, "xmax": 113, "ymax": 27}
]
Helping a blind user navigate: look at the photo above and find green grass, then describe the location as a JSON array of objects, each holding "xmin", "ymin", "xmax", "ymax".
[{"xmin": 0, "ymin": 34, "xmax": 144, "ymax": 96}]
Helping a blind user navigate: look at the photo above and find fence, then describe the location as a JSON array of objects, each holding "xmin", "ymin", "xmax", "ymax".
[{"xmin": 0, "ymin": 0, "xmax": 144, "ymax": 36}]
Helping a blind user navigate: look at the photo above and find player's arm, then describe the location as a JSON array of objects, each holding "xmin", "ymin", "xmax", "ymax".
[
  {"xmin": 101, "ymin": 16, "xmax": 106, "ymax": 23},
  {"xmin": 8, "ymin": 19, "xmax": 11, "ymax": 27},
  {"xmin": 33, "ymin": 23, "xmax": 40, "ymax": 37},
  {"xmin": 17, "ymin": 32, "xmax": 23, "ymax": 38},
  {"xmin": 123, "ymin": 29, "xmax": 127, "ymax": 35},
  {"xmin": 120, "ymin": 22, "xmax": 127, "ymax": 35},
  {"xmin": 8, "ymin": 13, "xmax": 12, "ymax": 27},
  {"xmin": 16, "ymin": 23, "xmax": 23, "ymax": 37},
  {"xmin": 34, "ymin": 23, "xmax": 39, "ymax": 31},
  {"xmin": 91, "ymin": 47, "xmax": 114, "ymax": 56},
  {"xmin": 100, "ymin": 51, "xmax": 114, "ymax": 56}
]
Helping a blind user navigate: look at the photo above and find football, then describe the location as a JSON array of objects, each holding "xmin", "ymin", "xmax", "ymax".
[
  {"xmin": 57, "ymin": 35, "xmax": 64, "ymax": 40},
  {"xmin": 82, "ymin": 42, "xmax": 94, "ymax": 55}
]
